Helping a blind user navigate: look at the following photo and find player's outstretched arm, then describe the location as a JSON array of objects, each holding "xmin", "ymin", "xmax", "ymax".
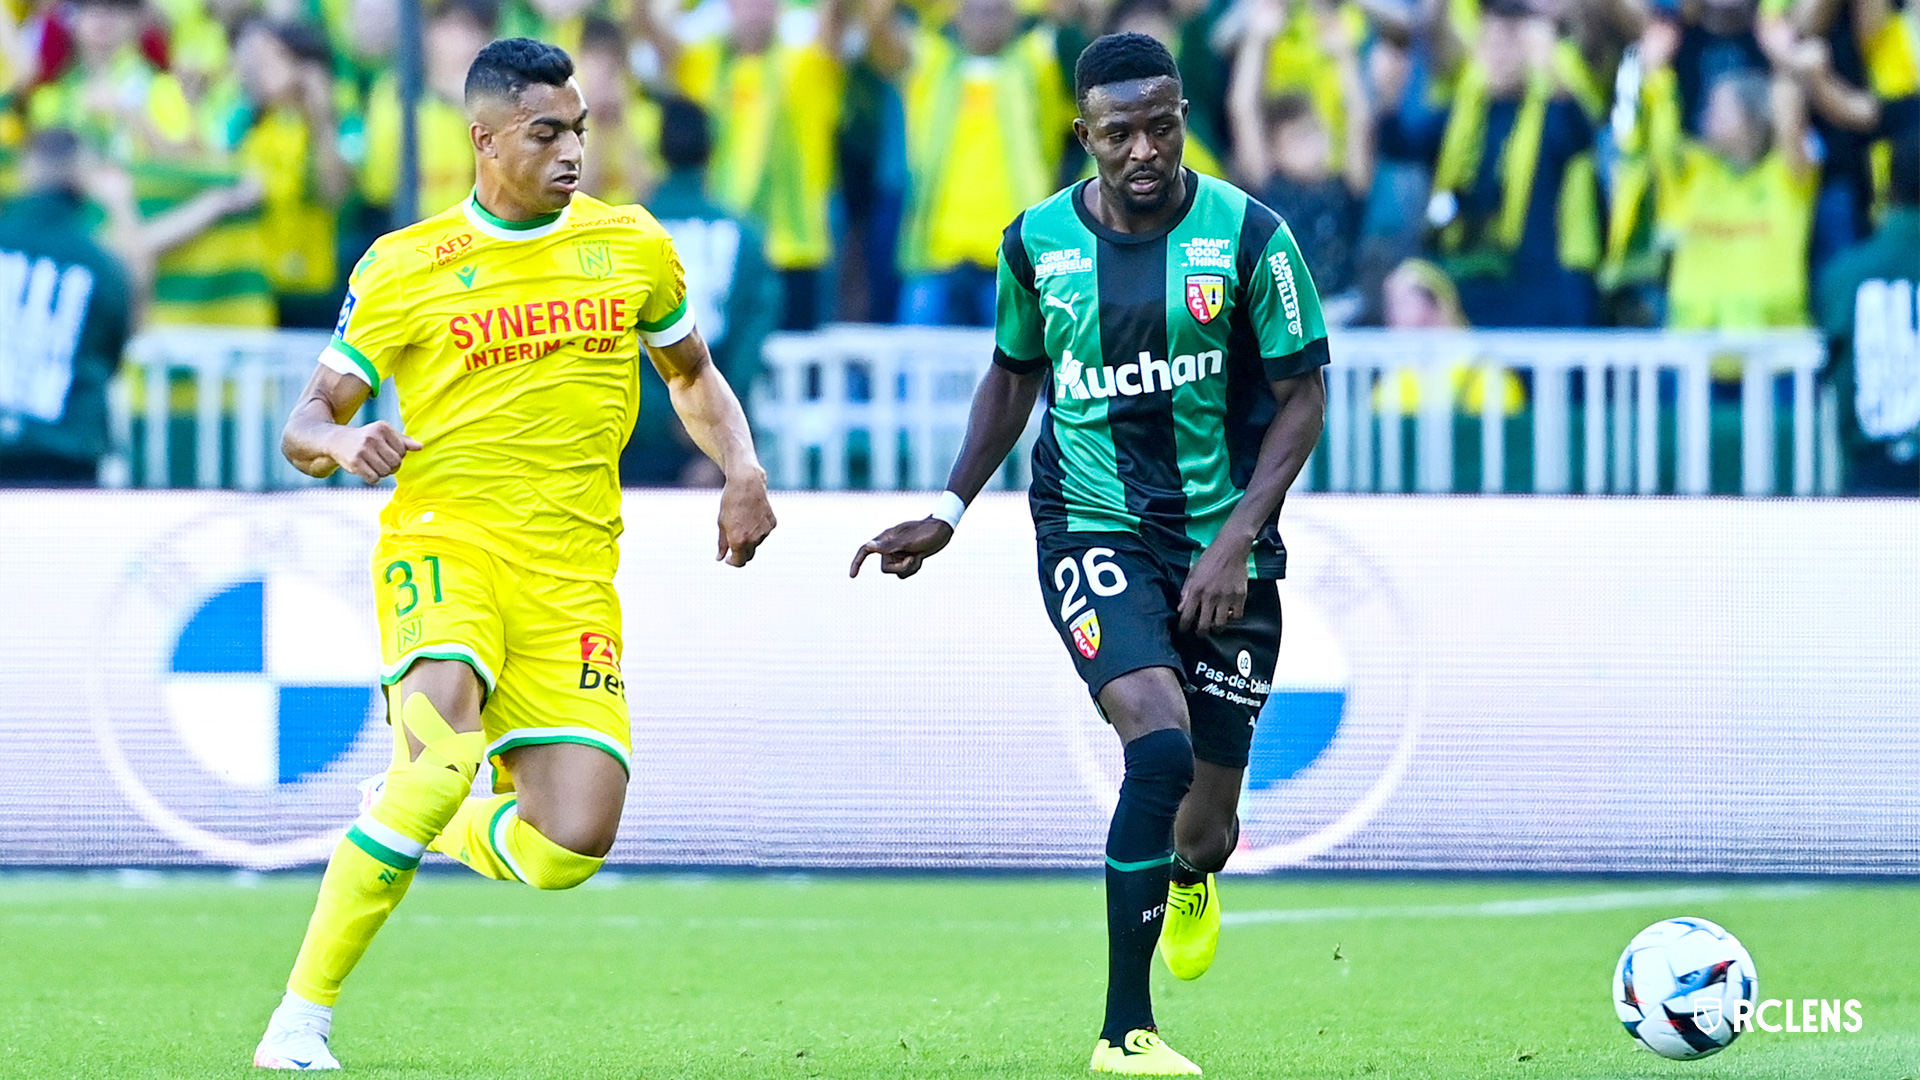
[
  {"xmin": 850, "ymin": 363, "xmax": 1044, "ymax": 579},
  {"xmin": 1177, "ymin": 369, "xmax": 1327, "ymax": 635},
  {"xmin": 647, "ymin": 330, "xmax": 777, "ymax": 567},
  {"xmin": 281, "ymin": 364, "xmax": 422, "ymax": 483}
]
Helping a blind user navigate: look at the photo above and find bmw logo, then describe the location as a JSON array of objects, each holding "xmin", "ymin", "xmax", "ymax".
[{"xmin": 88, "ymin": 504, "xmax": 390, "ymax": 867}]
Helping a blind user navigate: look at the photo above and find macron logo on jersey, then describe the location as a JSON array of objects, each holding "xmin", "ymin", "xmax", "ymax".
[{"xmin": 1055, "ymin": 347, "xmax": 1224, "ymax": 402}]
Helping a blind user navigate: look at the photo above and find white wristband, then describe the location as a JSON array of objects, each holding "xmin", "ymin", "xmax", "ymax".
[{"xmin": 930, "ymin": 490, "xmax": 967, "ymax": 529}]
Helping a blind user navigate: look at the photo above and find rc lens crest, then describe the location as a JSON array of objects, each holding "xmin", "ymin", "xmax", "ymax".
[{"xmin": 1185, "ymin": 274, "xmax": 1225, "ymax": 324}]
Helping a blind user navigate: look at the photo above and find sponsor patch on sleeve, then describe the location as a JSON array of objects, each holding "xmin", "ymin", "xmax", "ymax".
[{"xmin": 334, "ymin": 290, "xmax": 358, "ymax": 338}]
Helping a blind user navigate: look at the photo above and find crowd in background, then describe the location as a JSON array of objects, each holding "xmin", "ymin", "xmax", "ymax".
[{"xmin": 1, "ymin": 0, "xmax": 1917, "ymax": 485}]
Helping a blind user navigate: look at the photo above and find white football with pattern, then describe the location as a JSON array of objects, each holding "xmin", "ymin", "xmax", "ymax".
[{"xmin": 1613, "ymin": 917, "xmax": 1758, "ymax": 1060}]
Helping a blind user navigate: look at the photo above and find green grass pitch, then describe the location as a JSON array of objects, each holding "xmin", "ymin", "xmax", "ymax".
[{"xmin": 2, "ymin": 873, "xmax": 1915, "ymax": 1079}]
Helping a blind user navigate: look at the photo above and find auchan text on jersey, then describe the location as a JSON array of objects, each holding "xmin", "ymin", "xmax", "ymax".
[{"xmin": 1054, "ymin": 347, "xmax": 1225, "ymax": 401}]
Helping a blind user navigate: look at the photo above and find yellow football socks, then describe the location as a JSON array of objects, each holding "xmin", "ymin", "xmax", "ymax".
[
  {"xmin": 430, "ymin": 793, "xmax": 605, "ymax": 890},
  {"xmin": 286, "ymin": 837, "xmax": 413, "ymax": 1006},
  {"xmin": 286, "ymin": 692, "xmax": 482, "ymax": 1005}
]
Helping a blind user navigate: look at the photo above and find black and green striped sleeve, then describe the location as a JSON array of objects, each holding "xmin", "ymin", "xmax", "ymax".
[
  {"xmin": 992, "ymin": 213, "xmax": 1048, "ymax": 374},
  {"xmin": 1240, "ymin": 210, "xmax": 1330, "ymax": 382}
]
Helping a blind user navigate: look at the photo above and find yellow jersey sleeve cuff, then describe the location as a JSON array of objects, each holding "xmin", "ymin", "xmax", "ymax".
[
  {"xmin": 320, "ymin": 339, "xmax": 379, "ymax": 390},
  {"xmin": 638, "ymin": 300, "xmax": 695, "ymax": 348}
]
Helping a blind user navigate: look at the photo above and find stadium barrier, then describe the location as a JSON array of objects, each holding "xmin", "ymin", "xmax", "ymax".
[
  {"xmin": 106, "ymin": 328, "xmax": 397, "ymax": 491},
  {"xmin": 109, "ymin": 326, "xmax": 1834, "ymax": 495},
  {"xmin": 759, "ymin": 326, "xmax": 1837, "ymax": 496},
  {"xmin": 3, "ymin": 489, "xmax": 1915, "ymax": 874}
]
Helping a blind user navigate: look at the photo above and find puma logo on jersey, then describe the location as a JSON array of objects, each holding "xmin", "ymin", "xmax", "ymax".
[
  {"xmin": 1043, "ymin": 293, "xmax": 1078, "ymax": 319},
  {"xmin": 1054, "ymin": 347, "xmax": 1224, "ymax": 402}
]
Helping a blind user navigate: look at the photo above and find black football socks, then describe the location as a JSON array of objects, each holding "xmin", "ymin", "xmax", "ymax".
[{"xmin": 1101, "ymin": 727, "xmax": 1194, "ymax": 1043}]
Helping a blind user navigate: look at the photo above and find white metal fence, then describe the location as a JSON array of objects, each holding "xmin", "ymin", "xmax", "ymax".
[
  {"xmin": 759, "ymin": 326, "xmax": 1836, "ymax": 495},
  {"xmin": 110, "ymin": 325, "xmax": 1834, "ymax": 495}
]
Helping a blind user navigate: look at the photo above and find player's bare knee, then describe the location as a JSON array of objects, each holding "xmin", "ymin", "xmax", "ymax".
[
  {"xmin": 515, "ymin": 803, "xmax": 618, "ymax": 861},
  {"xmin": 544, "ymin": 822, "xmax": 617, "ymax": 862},
  {"xmin": 1099, "ymin": 667, "xmax": 1190, "ymax": 743},
  {"xmin": 1176, "ymin": 828, "xmax": 1234, "ymax": 875},
  {"xmin": 391, "ymin": 660, "xmax": 484, "ymax": 760}
]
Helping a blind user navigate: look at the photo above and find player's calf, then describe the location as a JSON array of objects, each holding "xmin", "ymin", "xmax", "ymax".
[
  {"xmin": 430, "ymin": 741, "xmax": 623, "ymax": 887},
  {"xmin": 1173, "ymin": 762, "xmax": 1244, "ymax": 876}
]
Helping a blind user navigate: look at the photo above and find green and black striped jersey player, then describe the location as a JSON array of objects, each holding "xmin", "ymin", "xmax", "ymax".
[{"xmin": 853, "ymin": 31, "xmax": 1328, "ymax": 1077}]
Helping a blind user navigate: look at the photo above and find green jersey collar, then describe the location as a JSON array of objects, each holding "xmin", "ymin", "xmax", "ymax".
[
  {"xmin": 1072, "ymin": 168, "xmax": 1202, "ymax": 246},
  {"xmin": 463, "ymin": 191, "xmax": 569, "ymax": 241}
]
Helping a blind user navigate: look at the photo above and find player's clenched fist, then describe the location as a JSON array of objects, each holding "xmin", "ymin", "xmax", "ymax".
[
  {"xmin": 850, "ymin": 518, "xmax": 954, "ymax": 579},
  {"xmin": 326, "ymin": 421, "xmax": 422, "ymax": 484},
  {"xmin": 717, "ymin": 471, "xmax": 777, "ymax": 566}
]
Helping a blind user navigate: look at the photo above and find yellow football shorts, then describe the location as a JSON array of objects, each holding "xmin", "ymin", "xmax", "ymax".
[{"xmin": 371, "ymin": 532, "xmax": 631, "ymax": 790}]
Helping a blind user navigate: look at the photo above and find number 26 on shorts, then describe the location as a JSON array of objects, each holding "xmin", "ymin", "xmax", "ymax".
[{"xmin": 1053, "ymin": 548, "xmax": 1128, "ymax": 623}]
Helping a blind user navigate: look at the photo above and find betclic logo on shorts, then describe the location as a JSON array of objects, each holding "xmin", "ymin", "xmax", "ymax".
[{"xmin": 577, "ymin": 631, "xmax": 624, "ymax": 697}]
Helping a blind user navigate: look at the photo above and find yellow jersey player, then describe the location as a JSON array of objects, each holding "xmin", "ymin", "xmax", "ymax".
[{"xmin": 253, "ymin": 37, "xmax": 776, "ymax": 1070}]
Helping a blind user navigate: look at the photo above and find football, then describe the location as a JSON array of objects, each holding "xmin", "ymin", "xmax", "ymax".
[{"xmin": 1614, "ymin": 917, "xmax": 1760, "ymax": 1059}]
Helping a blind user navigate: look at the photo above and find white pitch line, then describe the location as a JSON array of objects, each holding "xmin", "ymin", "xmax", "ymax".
[{"xmin": 1222, "ymin": 884, "xmax": 1826, "ymax": 926}]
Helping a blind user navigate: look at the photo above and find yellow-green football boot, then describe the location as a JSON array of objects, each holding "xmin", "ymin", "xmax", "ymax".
[
  {"xmin": 1158, "ymin": 873, "xmax": 1219, "ymax": 980},
  {"xmin": 1089, "ymin": 1029, "xmax": 1202, "ymax": 1075}
]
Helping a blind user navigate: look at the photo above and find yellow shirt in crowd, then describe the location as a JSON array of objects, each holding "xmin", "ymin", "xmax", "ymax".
[
  {"xmin": 676, "ymin": 37, "xmax": 842, "ymax": 270},
  {"xmin": 902, "ymin": 27, "xmax": 1069, "ymax": 274},
  {"xmin": 1660, "ymin": 147, "xmax": 1816, "ymax": 331},
  {"xmin": 360, "ymin": 78, "xmax": 476, "ymax": 219},
  {"xmin": 236, "ymin": 106, "xmax": 339, "ymax": 297}
]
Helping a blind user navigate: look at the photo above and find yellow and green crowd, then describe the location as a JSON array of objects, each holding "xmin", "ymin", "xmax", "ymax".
[{"xmin": 0, "ymin": 0, "xmax": 1915, "ymax": 334}]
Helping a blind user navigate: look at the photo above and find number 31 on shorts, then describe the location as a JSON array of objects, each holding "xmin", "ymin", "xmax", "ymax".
[
  {"xmin": 1054, "ymin": 548, "xmax": 1128, "ymax": 622},
  {"xmin": 384, "ymin": 555, "xmax": 444, "ymax": 617}
]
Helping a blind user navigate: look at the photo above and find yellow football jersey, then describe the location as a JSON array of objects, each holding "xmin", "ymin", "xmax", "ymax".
[{"xmin": 321, "ymin": 191, "xmax": 692, "ymax": 581}]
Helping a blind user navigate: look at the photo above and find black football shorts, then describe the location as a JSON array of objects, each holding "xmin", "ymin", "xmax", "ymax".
[{"xmin": 1034, "ymin": 530, "xmax": 1280, "ymax": 769}]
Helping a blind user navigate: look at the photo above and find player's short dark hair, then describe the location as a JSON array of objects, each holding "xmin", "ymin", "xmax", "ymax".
[
  {"xmin": 1480, "ymin": 0, "xmax": 1531, "ymax": 19},
  {"xmin": 1073, "ymin": 32, "xmax": 1180, "ymax": 107},
  {"xmin": 465, "ymin": 37, "xmax": 575, "ymax": 105},
  {"xmin": 432, "ymin": 0, "xmax": 499, "ymax": 32},
  {"xmin": 1891, "ymin": 130, "xmax": 1920, "ymax": 206},
  {"xmin": 659, "ymin": 97, "xmax": 712, "ymax": 169}
]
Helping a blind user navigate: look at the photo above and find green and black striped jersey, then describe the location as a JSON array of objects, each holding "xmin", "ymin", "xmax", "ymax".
[{"xmin": 993, "ymin": 170, "xmax": 1330, "ymax": 578}]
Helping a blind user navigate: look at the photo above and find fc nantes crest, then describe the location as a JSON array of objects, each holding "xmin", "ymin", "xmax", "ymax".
[
  {"xmin": 575, "ymin": 239, "xmax": 614, "ymax": 279},
  {"xmin": 1185, "ymin": 274, "xmax": 1225, "ymax": 324}
]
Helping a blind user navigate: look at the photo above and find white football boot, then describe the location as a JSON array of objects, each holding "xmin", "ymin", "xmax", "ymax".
[{"xmin": 254, "ymin": 990, "xmax": 341, "ymax": 1070}]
